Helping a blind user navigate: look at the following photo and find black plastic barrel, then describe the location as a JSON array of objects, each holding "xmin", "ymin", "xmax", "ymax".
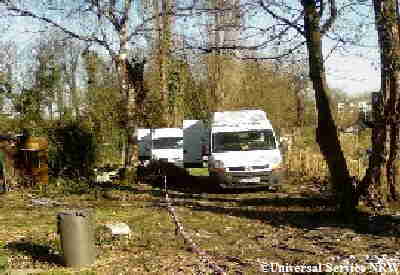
[{"xmin": 57, "ymin": 209, "xmax": 96, "ymax": 267}]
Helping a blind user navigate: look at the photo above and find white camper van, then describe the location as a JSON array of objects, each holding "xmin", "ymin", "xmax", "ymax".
[
  {"xmin": 183, "ymin": 120, "xmax": 209, "ymax": 168},
  {"xmin": 207, "ymin": 109, "xmax": 283, "ymax": 188},
  {"xmin": 138, "ymin": 128, "xmax": 152, "ymax": 162},
  {"xmin": 138, "ymin": 128, "xmax": 184, "ymax": 167},
  {"xmin": 151, "ymin": 128, "xmax": 184, "ymax": 167}
]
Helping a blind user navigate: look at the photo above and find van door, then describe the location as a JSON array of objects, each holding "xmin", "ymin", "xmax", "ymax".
[{"xmin": 183, "ymin": 120, "xmax": 206, "ymax": 168}]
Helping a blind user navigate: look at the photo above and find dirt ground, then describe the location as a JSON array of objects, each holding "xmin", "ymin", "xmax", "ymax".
[{"xmin": 0, "ymin": 170, "xmax": 400, "ymax": 274}]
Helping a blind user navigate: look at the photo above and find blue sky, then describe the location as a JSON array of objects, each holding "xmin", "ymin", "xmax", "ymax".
[
  {"xmin": 323, "ymin": 0, "xmax": 380, "ymax": 95},
  {"xmin": 1, "ymin": 0, "xmax": 381, "ymax": 96},
  {"xmin": 324, "ymin": 34, "xmax": 380, "ymax": 95},
  {"xmin": 326, "ymin": 52, "xmax": 380, "ymax": 95}
]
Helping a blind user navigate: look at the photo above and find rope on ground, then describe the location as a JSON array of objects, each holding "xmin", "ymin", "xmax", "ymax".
[{"xmin": 162, "ymin": 175, "xmax": 227, "ymax": 275}]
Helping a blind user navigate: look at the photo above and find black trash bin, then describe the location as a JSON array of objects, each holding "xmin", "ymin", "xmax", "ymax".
[{"xmin": 57, "ymin": 209, "xmax": 96, "ymax": 267}]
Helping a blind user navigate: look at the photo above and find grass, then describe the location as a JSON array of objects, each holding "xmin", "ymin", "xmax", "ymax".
[
  {"xmin": 0, "ymin": 174, "xmax": 399, "ymax": 274},
  {"xmin": 187, "ymin": 168, "xmax": 209, "ymax": 177},
  {"xmin": 0, "ymin": 254, "xmax": 7, "ymax": 273}
]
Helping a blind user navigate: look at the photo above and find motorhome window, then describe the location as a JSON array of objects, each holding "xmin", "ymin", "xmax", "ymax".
[
  {"xmin": 212, "ymin": 130, "xmax": 276, "ymax": 152},
  {"xmin": 153, "ymin": 137, "xmax": 183, "ymax": 149}
]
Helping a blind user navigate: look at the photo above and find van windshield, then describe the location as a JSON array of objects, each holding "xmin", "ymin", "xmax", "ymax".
[
  {"xmin": 212, "ymin": 130, "xmax": 276, "ymax": 152},
  {"xmin": 153, "ymin": 137, "xmax": 183, "ymax": 149}
]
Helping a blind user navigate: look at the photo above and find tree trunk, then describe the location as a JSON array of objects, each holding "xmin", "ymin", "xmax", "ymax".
[
  {"xmin": 115, "ymin": 56, "xmax": 137, "ymax": 170},
  {"xmin": 153, "ymin": 0, "xmax": 172, "ymax": 126},
  {"xmin": 293, "ymin": 75, "xmax": 305, "ymax": 128},
  {"xmin": 48, "ymin": 103, "xmax": 53, "ymax": 121},
  {"xmin": 70, "ymin": 55, "xmax": 80, "ymax": 120},
  {"xmin": 358, "ymin": 0, "xmax": 400, "ymax": 208},
  {"xmin": 56, "ymin": 87, "xmax": 64, "ymax": 120},
  {"xmin": 302, "ymin": 0, "xmax": 356, "ymax": 220}
]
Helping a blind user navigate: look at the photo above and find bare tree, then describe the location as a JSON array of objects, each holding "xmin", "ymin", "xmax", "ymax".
[
  {"xmin": 357, "ymin": 0, "xmax": 400, "ymax": 209},
  {"xmin": 253, "ymin": 0, "xmax": 400, "ymax": 218},
  {"xmin": 0, "ymin": 42, "xmax": 15, "ymax": 114},
  {"xmin": 153, "ymin": 0, "xmax": 174, "ymax": 126},
  {"xmin": 299, "ymin": 0, "xmax": 359, "ymax": 220},
  {"xmin": 0, "ymin": 42, "xmax": 14, "ymax": 95},
  {"xmin": 0, "ymin": 0, "xmax": 161, "ymax": 171},
  {"xmin": 62, "ymin": 39, "xmax": 85, "ymax": 120},
  {"xmin": 177, "ymin": 2, "xmax": 359, "ymax": 219}
]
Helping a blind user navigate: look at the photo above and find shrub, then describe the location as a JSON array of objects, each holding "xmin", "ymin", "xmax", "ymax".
[{"xmin": 47, "ymin": 120, "xmax": 97, "ymax": 180}]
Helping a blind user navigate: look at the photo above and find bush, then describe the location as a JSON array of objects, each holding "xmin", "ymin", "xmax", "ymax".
[{"xmin": 47, "ymin": 120, "xmax": 97, "ymax": 179}]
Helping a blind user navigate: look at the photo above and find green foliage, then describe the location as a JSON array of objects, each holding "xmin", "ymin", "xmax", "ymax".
[
  {"xmin": 15, "ymin": 88, "xmax": 43, "ymax": 123},
  {"xmin": 0, "ymin": 254, "xmax": 7, "ymax": 273},
  {"xmin": 216, "ymin": 59, "xmax": 298, "ymax": 131},
  {"xmin": 293, "ymin": 127, "xmax": 319, "ymax": 151},
  {"xmin": 13, "ymin": 57, "xmax": 63, "ymax": 126},
  {"xmin": 183, "ymin": 81, "xmax": 210, "ymax": 120},
  {"xmin": 47, "ymin": 120, "xmax": 97, "ymax": 179},
  {"xmin": 81, "ymin": 51, "xmax": 123, "ymax": 166},
  {"xmin": 54, "ymin": 177, "xmax": 92, "ymax": 195},
  {"xmin": 0, "ymin": 116, "xmax": 19, "ymax": 134},
  {"xmin": 168, "ymin": 71, "xmax": 179, "ymax": 99},
  {"xmin": 0, "ymin": 72, "xmax": 12, "ymax": 95}
]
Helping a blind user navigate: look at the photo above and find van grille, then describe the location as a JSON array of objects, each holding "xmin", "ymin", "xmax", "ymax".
[{"xmin": 252, "ymin": 165, "xmax": 269, "ymax": 170}]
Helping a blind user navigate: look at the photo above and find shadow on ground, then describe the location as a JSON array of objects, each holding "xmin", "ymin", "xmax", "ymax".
[
  {"xmin": 100, "ymin": 162, "xmax": 400, "ymax": 237},
  {"xmin": 182, "ymin": 202, "xmax": 400, "ymax": 237},
  {"xmin": 5, "ymin": 241, "xmax": 62, "ymax": 266}
]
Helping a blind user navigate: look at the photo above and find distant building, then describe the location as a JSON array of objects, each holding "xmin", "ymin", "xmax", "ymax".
[
  {"xmin": 358, "ymin": 101, "xmax": 372, "ymax": 112},
  {"xmin": 337, "ymin": 102, "xmax": 345, "ymax": 112},
  {"xmin": 337, "ymin": 100, "xmax": 372, "ymax": 122},
  {"xmin": 337, "ymin": 101, "xmax": 357, "ymax": 113},
  {"xmin": 358, "ymin": 101, "xmax": 372, "ymax": 122}
]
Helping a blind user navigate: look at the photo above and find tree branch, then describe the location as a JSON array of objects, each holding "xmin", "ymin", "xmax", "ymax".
[
  {"xmin": 4, "ymin": 3, "xmax": 119, "ymax": 57},
  {"xmin": 319, "ymin": 0, "xmax": 324, "ymax": 18},
  {"xmin": 182, "ymin": 38, "xmax": 306, "ymax": 60},
  {"xmin": 236, "ymin": 41, "xmax": 307, "ymax": 60},
  {"xmin": 120, "ymin": 0, "xmax": 132, "ymax": 28},
  {"xmin": 321, "ymin": 0, "xmax": 337, "ymax": 35},
  {"xmin": 84, "ymin": 0, "xmax": 121, "ymax": 33},
  {"xmin": 258, "ymin": 0, "xmax": 305, "ymax": 37},
  {"xmin": 7, "ymin": 6, "xmax": 92, "ymax": 41}
]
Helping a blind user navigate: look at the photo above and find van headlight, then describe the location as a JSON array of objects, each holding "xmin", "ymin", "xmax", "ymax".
[
  {"xmin": 210, "ymin": 160, "xmax": 225, "ymax": 173},
  {"xmin": 271, "ymin": 161, "xmax": 283, "ymax": 171},
  {"xmin": 214, "ymin": 160, "xmax": 224, "ymax": 169}
]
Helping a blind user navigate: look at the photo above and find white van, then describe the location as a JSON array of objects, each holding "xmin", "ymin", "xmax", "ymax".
[
  {"xmin": 207, "ymin": 109, "xmax": 283, "ymax": 188},
  {"xmin": 138, "ymin": 128, "xmax": 152, "ymax": 162},
  {"xmin": 151, "ymin": 128, "xmax": 184, "ymax": 167},
  {"xmin": 138, "ymin": 128, "xmax": 184, "ymax": 167},
  {"xmin": 183, "ymin": 120, "xmax": 209, "ymax": 168}
]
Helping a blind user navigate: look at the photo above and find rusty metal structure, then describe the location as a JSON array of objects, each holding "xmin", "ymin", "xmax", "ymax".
[
  {"xmin": 0, "ymin": 135, "xmax": 48, "ymax": 189},
  {"xmin": 19, "ymin": 136, "xmax": 49, "ymax": 186}
]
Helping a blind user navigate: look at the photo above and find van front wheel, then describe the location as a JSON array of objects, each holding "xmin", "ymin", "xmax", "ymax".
[
  {"xmin": 209, "ymin": 171, "xmax": 223, "ymax": 183},
  {"xmin": 208, "ymin": 171, "xmax": 225, "ymax": 192}
]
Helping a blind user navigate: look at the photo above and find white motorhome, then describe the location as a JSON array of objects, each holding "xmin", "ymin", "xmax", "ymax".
[
  {"xmin": 138, "ymin": 128, "xmax": 184, "ymax": 167},
  {"xmin": 138, "ymin": 128, "xmax": 152, "ymax": 162},
  {"xmin": 207, "ymin": 109, "xmax": 283, "ymax": 188},
  {"xmin": 150, "ymin": 128, "xmax": 184, "ymax": 167},
  {"xmin": 183, "ymin": 120, "xmax": 209, "ymax": 168}
]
